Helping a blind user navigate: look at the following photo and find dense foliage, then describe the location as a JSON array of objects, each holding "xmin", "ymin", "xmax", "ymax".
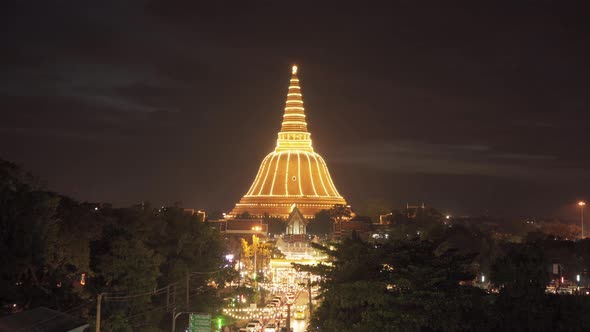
[
  {"xmin": 300, "ymin": 212, "xmax": 590, "ymax": 331},
  {"xmin": 0, "ymin": 160, "xmax": 229, "ymax": 331}
]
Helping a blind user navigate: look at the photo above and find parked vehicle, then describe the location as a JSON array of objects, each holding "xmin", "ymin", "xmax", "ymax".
[{"xmin": 264, "ymin": 323, "xmax": 278, "ymax": 332}]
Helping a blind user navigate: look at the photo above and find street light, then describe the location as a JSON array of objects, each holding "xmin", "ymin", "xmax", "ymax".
[{"xmin": 579, "ymin": 201, "xmax": 586, "ymax": 240}]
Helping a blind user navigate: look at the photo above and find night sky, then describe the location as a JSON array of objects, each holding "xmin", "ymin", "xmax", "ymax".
[{"xmin": 2, "ymin": 1, "xmax": 589, "ymax": 219}]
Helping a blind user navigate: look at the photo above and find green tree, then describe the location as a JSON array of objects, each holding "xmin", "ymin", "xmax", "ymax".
[
  {"xmin": 307, "ymin": 210, "xmax": 333, "ymax": 236},
  {"xmin": 328, "ymin": 204, "xmax": 352, "ymax": 224},
  {"xmin": 298, "ymin": 237, "xmax": 489, "ymax": 331},
  {"xmin": 0, "ymin": 160, "xmax": 91, "ymax": 311},
  {"xmin": 490, "ymin": 242, "xmax": 552, "ymax": 331}
]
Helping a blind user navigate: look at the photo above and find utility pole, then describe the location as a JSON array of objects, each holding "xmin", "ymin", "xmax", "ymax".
[
  {"xmin": 579, "ymin": 201, "xmax": 586, "ymax": 240},
  {"xmin": 95, "ymin": 293, "xmax": 102, "ymax": 332},
  {"xmin": 254, "ymin": 244, "xmax": 257, "ymax": 279},
  {"xmin": 308, "ymin": 274, "xmax": 313, "ymax": 314},
  {"xmin": 238, "ymin": 251, "xmax": 241, "ymax": 288},
  {"xmin": 171, "ymin": 306, "xmax": 176, "ymax": 332},
  {"xmin": 186, "ymin": 273, "xmax": 190, "ymax": 310}
]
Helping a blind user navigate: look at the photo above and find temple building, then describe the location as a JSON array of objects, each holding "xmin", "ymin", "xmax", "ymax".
[{"xmin": 230, "ymin": 65, "xmax": 347, "ymax": 219}]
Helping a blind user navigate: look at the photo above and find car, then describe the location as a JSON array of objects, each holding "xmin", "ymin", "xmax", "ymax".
[
  {"xmin": 264, "ymin": 323, "xmax": 278, "ymax": 332},
  {"xmin": 250, "ymin": 319, "xmax": 262, "ymax": 328},
  {"xmin": 246, "ymin": 323, "xmax": 259, "ymax": 332},
  {"xmin": 294, "ymin": 309, "xmax": 306, "ymax": 320}
]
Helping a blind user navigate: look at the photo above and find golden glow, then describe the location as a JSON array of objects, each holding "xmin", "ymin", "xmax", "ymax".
[
  {"xmin": 292, "ymin": 65, "xmax": 298, "ymax": 74},
  {"xmin": 247, "ymin": 154, "xmax": 270, "ymax": 196},
  {"xmin": 580, "ymin": 201, "xmax": 586, "ymax": 207},
  {"xmin": 297, "ymin": 152, "xmax": 303, "ymax": 195},
  {"xmin": 230, "ymin": 65, "xmax": 347, "ymax": 218},
  {"xmin": 285, "ymin": 151, "xmax": 291, "ymax": 195},
  {"xmin": 305, "ymin": 152, "xmax": 319, "ymax": 196},
  {"xmin": 269, "ymin": 152, "xmax": 282, "ymax": 195},
  {"xmin": 257, "ymin": 153, "xmax": 276, "ymax": 196},
  {"xmin": 312, "ymin": 153, "xmax": 329, "ymax": 196}
]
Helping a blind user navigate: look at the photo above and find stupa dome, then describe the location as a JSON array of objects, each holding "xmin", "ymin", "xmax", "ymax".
[{"xmin": 230, "ymin": 65, "xmax": 347, "ymax": 219}]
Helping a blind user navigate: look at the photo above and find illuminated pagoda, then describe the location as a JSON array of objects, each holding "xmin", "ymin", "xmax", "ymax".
[{"xmin": 230, "ymin": 65, "xmax": 347, "ymax": 219}]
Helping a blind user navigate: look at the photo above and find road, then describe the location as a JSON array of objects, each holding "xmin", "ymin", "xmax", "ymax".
[
  {"xmin": 261, "ymin": 288, "xmax": 309, "ymax": 332},
  {"xmin": 225, "ymin": 285, "xmax": 312, "ymax": 331},
  {"xmin": 284, "ymin": 289, "xmax": 308, "ymax": 332}
]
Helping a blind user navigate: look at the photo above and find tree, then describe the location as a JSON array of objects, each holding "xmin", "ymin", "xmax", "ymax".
[
  {"xmin": 307, "ymin": 210, "xmax": 333, "ymax": 236},
  {"xmin": 328, "ymin": 204, "xmax": 352, "ymax": 224},
  {"xmin": 0, "ymin": 160, "xmax": 91, "ymax": 311},
  {"xmin": 490, "ymin": 242, "xmax": 552, "ymax": 331},
  {"xmin": 297, "ymin": 237, "xmax": 489, "ymax": 331},
  {"xmin": 264, "ymin": 215, "xmax": 286, "ymax": 235}
]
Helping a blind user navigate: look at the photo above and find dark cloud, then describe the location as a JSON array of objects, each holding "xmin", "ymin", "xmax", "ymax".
[
  {"xmin": 330, "ymin": 140, "xmax": 587, "ymax": 181},
  {"xmin": 1, "ymin": 0, "xmax": 589, "ymax": 218}
]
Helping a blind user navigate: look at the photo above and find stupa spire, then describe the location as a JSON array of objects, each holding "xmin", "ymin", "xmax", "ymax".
[
  {"xmin": 230, "ymin": 64, "xmax": 347, "ymax": 219},
  {"xmin": 276, "ymin": 64, "xmax": 314, "ymax": 152}
]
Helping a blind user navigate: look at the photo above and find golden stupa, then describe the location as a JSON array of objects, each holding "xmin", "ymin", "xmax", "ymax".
[{"xmin": 230, "ymin": 65, "xmax": 347, "ymax": 219}]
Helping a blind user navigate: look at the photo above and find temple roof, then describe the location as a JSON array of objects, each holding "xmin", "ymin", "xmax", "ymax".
[{"xmin": 286, "ymin": 206, "xmax": 308, "ymax": 226}]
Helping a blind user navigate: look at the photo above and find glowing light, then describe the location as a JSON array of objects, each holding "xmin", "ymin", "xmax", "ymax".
[
  {"xmin": 229, "ymin": 65, "xmax": 347, "ymax": 218},
  {"xmin": 579, "ymin": 201, "xmax": 586, "ymax": 207},
  {"xmin": 284, "ymin": 151, "xmax": 291, "ymax": 195},
  {"xmin": 297, "ymin": 152, "xmax": 303, "ymax": 195},
  {"xmin": 281, "ymin": 121, "xmax": 307, "ymax": 125},
  {"xmin": 257, "ymin": 153, "xmax": 276, "ymax": 196},
  {"xmin": 269, "ymin": 152, "xmax": 282, "ymax": 195},
  {"xmin": 292, "ymin": 65, "xmax": 297, "ymax": 74},
  {"xmin": 313, "ymin": 154, "xmax": 329, "ymax": 196}
]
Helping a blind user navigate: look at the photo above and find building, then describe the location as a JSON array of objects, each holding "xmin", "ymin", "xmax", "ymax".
[
  {"xmin": 270, "ymin": 207, "xmax": 326, "ymax": 286},
  {"xmin": 285, "ymin": 206, "xmax": 308, "ymax": 236},
  {"xmin": 230, "ymin": 65, "xmax": 347, "ymax": 219}
]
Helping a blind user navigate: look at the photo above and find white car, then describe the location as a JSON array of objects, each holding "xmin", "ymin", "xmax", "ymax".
[
  {"xmin": 264, "ymin": 323, "xmax": 278, "ymax": 332},
  {"xmin": 250, "ymin": 319, "xmax": 263, "ymax": 329},
  {"xmin": 246, "ymin": 323, "xmax": 259, "ymax": 332}
]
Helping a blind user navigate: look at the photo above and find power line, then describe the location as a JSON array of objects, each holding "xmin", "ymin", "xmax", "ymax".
[
  {"xmin": 102, "ymin": 268, "xmax": 226, "ymax": 302},
  {"xmin": 125, "ymin": 290, "xmax": 206, "ymax": 322},
  {"xmin": 105, "ymin": 284, "xmax": 173, "ymax": 301}
]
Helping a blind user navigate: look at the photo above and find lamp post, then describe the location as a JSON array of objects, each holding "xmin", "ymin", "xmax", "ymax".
[
  {"xmin": 579, "ymin": 201, "xmax": 586, "ymax": 240},
  {"xmin": 252, "ymin": 226, "xmax": 261, "ymax": 278},
  {"xmin": 251, "ymin": 226, "xmax": 262, "ymax": 290}
]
